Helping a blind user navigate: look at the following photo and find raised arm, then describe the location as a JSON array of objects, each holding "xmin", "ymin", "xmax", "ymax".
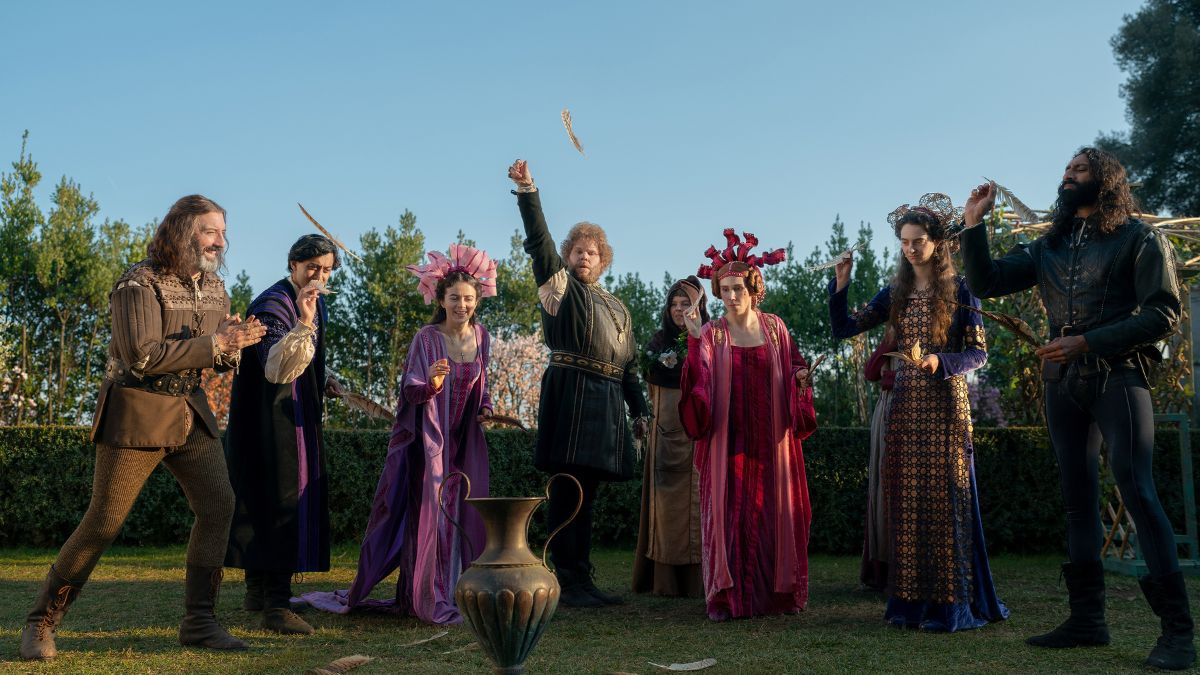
[
  {"xmin": 510, "ymin": 160, "xmax": 564, "ymax": 286},
  {"xmin": 829, "ymin": 280, "xmax": 891, "ymax": 339},
  {"xmin": 510, "ymin": 160, "xmax": 570, "ymax": 317},
  {"xmin": 827, "ymin": 251, "xmax": 890, "ymax": 339},
  {"xmin": 959, "ymin": 182, "xmax": 1037, "ymax": 298}
]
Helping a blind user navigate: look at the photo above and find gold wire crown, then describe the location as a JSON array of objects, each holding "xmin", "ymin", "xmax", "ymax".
[{"xmin": 887, "ymin": 193, "xmax": 964, "ymax": 230}]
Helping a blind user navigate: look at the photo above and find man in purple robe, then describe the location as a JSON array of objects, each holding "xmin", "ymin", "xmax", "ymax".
[{"xmin": 224, "ymin": 235, "xmax": 344, "ymax": 634}]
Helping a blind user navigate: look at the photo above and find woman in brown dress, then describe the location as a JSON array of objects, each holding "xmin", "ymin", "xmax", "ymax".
[{"xmin": 632, "ymin": 276, "xmax": 709, "ymax": 597}]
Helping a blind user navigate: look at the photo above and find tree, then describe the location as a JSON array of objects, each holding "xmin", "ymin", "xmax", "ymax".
[
  {"xmin": 0, "ymin": 132, "xmax": 44, "ymax": 424},
  {"xmin": 0, "ymin": 134, "xmax": 152, "ymax": 425},
  {"xmin": 605, "ymin": 270, "xmax": 665, "ymax": 355},
  {"xmin": 486, "ymin": 334, "xmax": 548, "ymax": 427},
  {"xmin": 474, "ymin": 231, "xmax": 541, "ymax": 338},
  {"xmin": 229, "ymin": 270, "xmax": 253, "ymax": 317},
  {"xmin": 324, "ymin": 210, "xmax": 427, "ymax": 425},
  {"xmin": 762, "ymin": 217, "xmax": 893, "ymax": 426},
  {"xmin": 1097, "ymin": 0, "xmax": 1200, "ymax": 217}
]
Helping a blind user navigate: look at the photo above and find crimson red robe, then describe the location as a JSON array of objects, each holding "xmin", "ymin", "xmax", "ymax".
[{"xmin": 679, "ymin": 312, "xmax": 816, "ymax": 620}]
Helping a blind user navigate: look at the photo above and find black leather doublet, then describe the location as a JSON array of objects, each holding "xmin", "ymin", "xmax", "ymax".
[{"xmin": 1030, "ymin": 218, "xmax": 1170, "ymax": 349}]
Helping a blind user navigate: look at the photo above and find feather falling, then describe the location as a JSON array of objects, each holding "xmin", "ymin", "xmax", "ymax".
[
  {"xmin": 984, "ymin": 178, "xmax": 1041, "ymax": 224},
  {"xmin": 298, "ymin": 203, "xmax": 363, "ymax": 263},
  {"xmin": 341, "ymin": 391, "xmax": 395, "ymax": 423},
  {"xmin": 304, "ymin": 654, "xmax": 373, "ymax": 675},
  {"xmin": 561, "ymin": 108, "xmax": 586, "ymax": 156},
  {"xmin": 952, "ymin": 301, "xmax": 1041, "ymax": 348}
]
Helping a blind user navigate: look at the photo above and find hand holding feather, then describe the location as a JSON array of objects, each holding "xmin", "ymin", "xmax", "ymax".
[
  {"xmin": 964, "ymin": 182, "xmax": 997, "ymax": 227},
  {"xmin": 297, "ymin": 285, "xmax": 319, "ymax": 328},
  {"xmin": 883, "ymin": 341, "xmax": 926, "ymax": 369},
  {"xmin": 476, "ymin": 405, "xmax": 492, "ymax": 423},
  {"xmin": 834, "ymin": 252, "xmax": 853, "ymax": 292},
  {"xmin": 324, "ymin": 376, "xmax": 344, "ymax": 399}
]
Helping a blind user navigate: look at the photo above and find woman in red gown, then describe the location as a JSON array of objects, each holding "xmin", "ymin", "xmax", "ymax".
[{"xmin": 679, "ymin": 230, "xmax": 817, "ymax": 621}]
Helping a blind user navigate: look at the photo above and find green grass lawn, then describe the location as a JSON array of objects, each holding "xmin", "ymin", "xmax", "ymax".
[{"xmin": 0, "ymin": 546, "xmax": 1195, "ymax": 673}]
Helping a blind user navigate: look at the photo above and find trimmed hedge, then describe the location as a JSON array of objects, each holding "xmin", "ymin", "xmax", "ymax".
[{"xmin": 1, "ymin": 426, "xmax": 1197, "ymax": 555}]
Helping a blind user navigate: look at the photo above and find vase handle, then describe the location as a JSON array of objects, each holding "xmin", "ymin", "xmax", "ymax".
[
  {"xmin": 437, "ymin": 471, "xmax": 477, "ymax": 562},
  {"xmin": 540, "ymin": 473, "xmax": 584, "ymax": 570}
]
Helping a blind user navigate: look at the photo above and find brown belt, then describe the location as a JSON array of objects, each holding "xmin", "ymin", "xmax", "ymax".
[{"xmin": 105, "ymin": 358, "xmax": 201, "ymax": 397}]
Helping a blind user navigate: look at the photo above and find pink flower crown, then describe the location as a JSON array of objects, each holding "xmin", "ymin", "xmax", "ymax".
[{"xmin": 406, "ymin": 244, "xmax": 498, "ymax": 304}]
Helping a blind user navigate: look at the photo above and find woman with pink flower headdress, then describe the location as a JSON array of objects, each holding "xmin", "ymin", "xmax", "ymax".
[{"xmin": 303, "ymin": 244, "xmax": 497, "ymax": 624}]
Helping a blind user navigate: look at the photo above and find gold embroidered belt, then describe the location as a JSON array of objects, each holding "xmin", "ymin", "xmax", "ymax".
[{"xmin": 549, "ymin": 351, "xmax": 624, "ymax": 382}]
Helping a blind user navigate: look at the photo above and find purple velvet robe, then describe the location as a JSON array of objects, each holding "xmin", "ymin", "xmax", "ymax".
[{"xmin": 304, "ymin": 323, "xmax": 491, "ymax": 624}]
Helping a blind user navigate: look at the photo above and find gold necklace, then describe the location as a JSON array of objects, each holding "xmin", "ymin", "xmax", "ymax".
[{"xmin": 592, "ymin": 286, "xmax": 629, "ymax": 343}]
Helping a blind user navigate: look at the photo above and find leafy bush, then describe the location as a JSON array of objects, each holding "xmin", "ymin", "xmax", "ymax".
[{"xmin": 1, "ymin": 426, "xmax": 1196, "ymax": 556}]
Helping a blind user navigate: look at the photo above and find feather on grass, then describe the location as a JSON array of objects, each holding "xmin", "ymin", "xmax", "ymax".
[{"xmin": 304, "ymin": 654, "xmax": 373, "ymax": 675}]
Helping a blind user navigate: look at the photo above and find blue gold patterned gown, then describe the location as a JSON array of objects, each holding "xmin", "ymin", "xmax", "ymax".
[{"xmin": 829, "ymin": 276, "xmax": 1008, "ymax": 632}]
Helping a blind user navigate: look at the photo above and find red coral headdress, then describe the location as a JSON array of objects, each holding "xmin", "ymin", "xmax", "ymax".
[{"xmin": 696, "ymin": 228, "xmax": 786, "ymax": 280}]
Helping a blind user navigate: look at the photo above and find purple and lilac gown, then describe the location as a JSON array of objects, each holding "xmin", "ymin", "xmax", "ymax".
[{"xmin": 304, "ymin": 323, "xmax": 491, "ymax": 624}]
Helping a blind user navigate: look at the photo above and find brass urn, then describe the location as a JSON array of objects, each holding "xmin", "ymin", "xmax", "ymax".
[{"xmin": 441, "ymin": 473, "xmax": 581, "ymax": 675}]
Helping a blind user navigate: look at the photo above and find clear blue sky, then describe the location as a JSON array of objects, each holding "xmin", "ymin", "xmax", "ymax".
[{"xmin": 1, "ymin": 0, "xmax": 1135, "ymax": 295}]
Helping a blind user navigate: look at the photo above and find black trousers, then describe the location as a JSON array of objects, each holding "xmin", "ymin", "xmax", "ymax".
[
  {"xmin": 545, "ymin": 471, "xmax": 600, "ymax": 576},
  {"xmin": 1044, "ymin": 366, "xmax": 1179, "ymax": 576}
]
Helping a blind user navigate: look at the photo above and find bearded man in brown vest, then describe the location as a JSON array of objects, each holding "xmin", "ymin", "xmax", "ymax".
[{"xmin": 18, "ymin": 194, "xmax": 267, "ymax": 660}]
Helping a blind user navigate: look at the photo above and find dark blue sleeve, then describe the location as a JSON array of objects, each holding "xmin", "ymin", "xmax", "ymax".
[
  {"xmin": 936, "ymin": 280, "xmax": 987, "ymax": 379},
  {"xmin": 829, "ymin": 278, "xmax": 891, "ymax": 339}
]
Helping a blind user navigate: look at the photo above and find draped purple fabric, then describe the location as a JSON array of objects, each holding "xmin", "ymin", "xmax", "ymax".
[{"xmin": 303, "ymin": 324, "xmax": 491, "ymax": 624}]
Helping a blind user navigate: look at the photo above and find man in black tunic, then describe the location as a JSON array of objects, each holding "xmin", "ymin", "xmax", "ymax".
[
  {"xmin": 960, "ymin": 147, "xmax": 1192, "ymax": 670},
  {"xmin": 225, "ymin": 235, "xmax": 344, "ymax": 634},
  {"xmin": 508, "ymin": 159, "xmax": 650, "ymax": 607}
]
